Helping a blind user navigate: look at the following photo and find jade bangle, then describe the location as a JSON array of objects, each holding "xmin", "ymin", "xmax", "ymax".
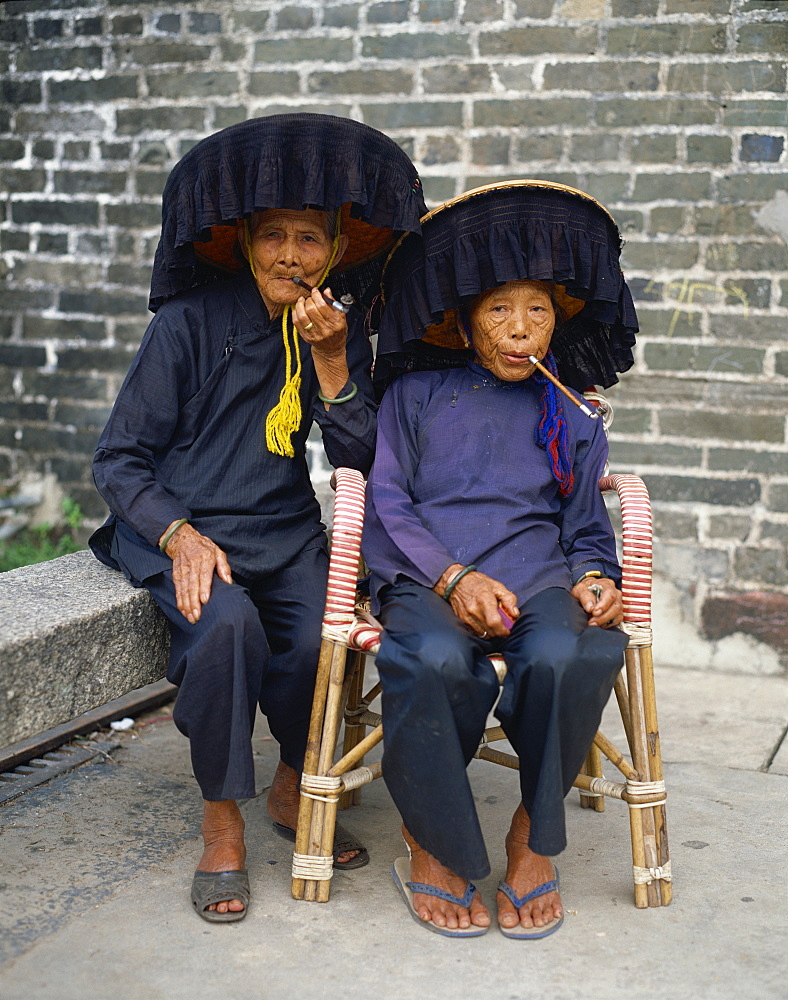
[
  {"xmin": 159, "ymin": 518, "xmax": 188, "ymax": 553},
  {"xmin": 318, "ymin": 381, "xmax": 358, "ymax": 405},
  {"xmin": 442, "ymin": 564, "xmax": 477, "ymax": 602}
]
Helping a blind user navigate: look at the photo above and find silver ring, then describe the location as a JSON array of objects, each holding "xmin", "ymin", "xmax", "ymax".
[
  {"xmin": 481, "ymin": 630, "xmax": 488, "ymax": 639},
  {"xmin": 304, "ymin": 322, "xmax": 314, "ymax": 331}
]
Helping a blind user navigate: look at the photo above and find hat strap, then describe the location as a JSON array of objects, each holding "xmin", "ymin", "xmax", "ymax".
[{"xmin": 263, "ymin": 212, "xmax": 342, "ymax": 457}]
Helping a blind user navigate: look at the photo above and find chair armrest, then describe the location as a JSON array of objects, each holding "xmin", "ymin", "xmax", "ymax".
[
  {"xmin": 323, "ymin": 468, "xmax": 367, "ymax": 636},
  {"xmin": 598, "ymin": 474, "xmax": 653, "ymax": 644}
]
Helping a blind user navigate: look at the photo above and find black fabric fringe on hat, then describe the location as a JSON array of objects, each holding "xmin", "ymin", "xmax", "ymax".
[
  {"xmin": 377, "ymin": 184, "xmax": 638, "ymax": 391},
  {"xmin": 149, "ymin": 114, "xmax": 426, "ymax": 312}
]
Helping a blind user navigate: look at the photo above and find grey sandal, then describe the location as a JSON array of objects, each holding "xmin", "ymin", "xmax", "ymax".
[{"xmin": 191, "ymin": 869, "xmax": 250, "ymax": 923}]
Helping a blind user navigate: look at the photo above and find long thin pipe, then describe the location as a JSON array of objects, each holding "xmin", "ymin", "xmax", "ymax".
[
  {"xmin": 528, "ymin": 355, "xmax": 599, "ymax": 419},
  {"xmin": 291, "ymin": 275, "xmax": 352, "ymax": 313}
]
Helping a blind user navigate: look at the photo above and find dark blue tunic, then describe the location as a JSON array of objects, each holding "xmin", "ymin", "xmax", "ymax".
[
  {"xmin": 91, "ymin": 269, "xmax": 376, "ymax": 579},
  {"xmin": 88, "ymin": 270, "xmax": 376, "ymax": 798}
]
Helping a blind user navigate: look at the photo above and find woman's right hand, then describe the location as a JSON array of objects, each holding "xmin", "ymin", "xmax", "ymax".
[
  {"xmin": 161, "ymin": 522, "xmax": 233, "ymax": 624},
  {"xmin": 434, "ymin": 563, "xmax": 519, "ymax": 638}
]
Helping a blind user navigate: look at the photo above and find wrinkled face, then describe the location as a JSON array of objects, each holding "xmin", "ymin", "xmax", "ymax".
[
  {"xmin": 469, "ymin": 280, "xmax": 556, "ymax": 382},
  {"xmin": 236, "ymin": 208, "xmax": 346, "ymax": 317}
]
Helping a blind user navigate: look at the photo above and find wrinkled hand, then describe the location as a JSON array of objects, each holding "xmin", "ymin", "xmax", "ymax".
[
  {"xmin": 293, "ymin": 285, "xmax": 348, "ymax": 359},
  {"xmin": 570, "ymin": 577, "xmax": 623, "ymax": 628},
  {"xmin": 293, "ymin": 285, "xmax": 350, "ymax": 404},
  {"xmin": 161, "ymin": 522, "xmax": 233, "ymax": 624},
  {"xmin": 434, "ymin": 563, "xmax": 519, "ymax": 638}
]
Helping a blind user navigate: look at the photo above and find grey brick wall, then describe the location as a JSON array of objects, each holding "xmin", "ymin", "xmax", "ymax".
[{"xmin": 1, "ymin": 0, "xmax": 786, "ymax": 664}]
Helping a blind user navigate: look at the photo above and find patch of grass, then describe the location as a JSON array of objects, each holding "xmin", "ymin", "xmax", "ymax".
[{"xmin": 0, "ymin": 498, "xmax": 84, "ymax": 573}]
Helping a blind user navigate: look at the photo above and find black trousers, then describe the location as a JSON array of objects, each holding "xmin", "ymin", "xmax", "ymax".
[
  {"xmin": 376, "ymin": 583, "xmax": 629, "ymax": 880},
  {"xmin": 116, "ymin": 541, "xmax": 328, "ymax": 801}
]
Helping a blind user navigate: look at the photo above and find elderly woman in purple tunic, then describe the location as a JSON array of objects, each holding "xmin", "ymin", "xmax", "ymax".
[{"xmin": 362, "ymin": 182, "xmax": 638, "ymax": 938}]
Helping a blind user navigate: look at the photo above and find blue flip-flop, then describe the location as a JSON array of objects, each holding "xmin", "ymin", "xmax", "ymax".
[
  {"xmin": 391, "ymin": 857, "xmax": 488, "ymax": 937},
  {"xmin": 497, "ymin": 866, "xmax": 563, "ymax": 939}
]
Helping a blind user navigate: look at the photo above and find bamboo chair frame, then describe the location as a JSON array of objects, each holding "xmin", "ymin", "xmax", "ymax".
[{"xmin": 292, "ymin": 419, "xmax": 671, "ymax": 908}]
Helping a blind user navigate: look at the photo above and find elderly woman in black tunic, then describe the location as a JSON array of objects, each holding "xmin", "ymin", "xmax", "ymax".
[{"xmin": 89, "ymin": 115, "xmax": 425, "ymax": 921}]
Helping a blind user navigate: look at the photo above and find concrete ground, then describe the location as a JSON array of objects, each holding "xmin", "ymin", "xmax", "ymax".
[{"xmin": 1, "ymin": 663, "xmax": 786, "ymax": 1000}]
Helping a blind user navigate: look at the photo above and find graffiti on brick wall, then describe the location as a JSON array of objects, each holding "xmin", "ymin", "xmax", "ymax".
[{"xmin": 643, "ymin": 276, "xmax": 750, "ymax": 337}]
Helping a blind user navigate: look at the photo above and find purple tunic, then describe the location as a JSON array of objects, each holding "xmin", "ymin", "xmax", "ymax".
[{"xmin": 362, "ymin": 361, "xmax": 620, "ymax": 609}]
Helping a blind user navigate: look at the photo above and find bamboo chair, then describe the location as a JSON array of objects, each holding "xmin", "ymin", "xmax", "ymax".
[{"xmin": 292, "ymin": 399, "xmax": 671, "ymax": 909}]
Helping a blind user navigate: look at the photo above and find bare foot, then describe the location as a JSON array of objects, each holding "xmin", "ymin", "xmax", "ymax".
[
  {"xmin": 496, "ymin": 805, "xmax": 562, "ymax": 931},
  {"xmin": 199, "ymin": 799, "xmax": 247, "ymax": 915},
  {"xmin": 266, "ymin": 760, "xmax": 301, "ymax": 830},
  {"xmin": 266, "ymin": 760, "xmax": 360, "ymax": 865},
  {"xmin": 403, "ymin": 825, "xmax": 490, "ymax": 931}
]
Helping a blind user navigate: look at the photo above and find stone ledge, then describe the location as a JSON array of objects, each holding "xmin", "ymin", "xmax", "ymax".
[{"xmin": 0, "ymin": 550, "xmax": 169, "ymax": 747}]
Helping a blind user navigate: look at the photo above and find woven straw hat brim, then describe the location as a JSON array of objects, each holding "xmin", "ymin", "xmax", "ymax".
[
  {"xmin": 189, "ymin": 206, "xmax": 396, "ymax": 274},
  {"xmin": 411, "ymin": 178, "xmax": 618, "ymax": 230}
]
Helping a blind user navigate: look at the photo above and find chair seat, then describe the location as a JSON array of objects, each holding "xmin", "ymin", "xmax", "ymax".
[{"xmin": 348, "ymin": 615, "xmax": 510, "ymax": 684}]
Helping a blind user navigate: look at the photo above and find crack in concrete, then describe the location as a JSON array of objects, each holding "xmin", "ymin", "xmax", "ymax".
[{"xmin": 761, "ymin": 720, "xmax": 788, "ymax": 773}]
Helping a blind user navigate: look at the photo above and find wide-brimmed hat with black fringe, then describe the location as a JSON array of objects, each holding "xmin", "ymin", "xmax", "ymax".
[
  {"xmin": 148, "ymin": 113, "xmax": 426, "ymax": 456},
  {"xmin": 148, "ymin": 113, "xmax": 426, "ymax": 313},
  {"xmin": 375, "ymin": 180, "xmax": 638, "ymax": 393}
]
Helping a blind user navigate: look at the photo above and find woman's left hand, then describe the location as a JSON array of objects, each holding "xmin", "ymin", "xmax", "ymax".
[
  {"xmin": 570, "ymin": 577, "xmax": 624, "ymax": 629},
  {"xmin": 293, "ymin": 285, "xmax": 348, "ymax": 359}
]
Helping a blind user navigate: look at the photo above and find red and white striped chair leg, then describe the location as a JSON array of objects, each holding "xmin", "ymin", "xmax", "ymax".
[
  {"xmin": 292, "ymin": 470, "xmax": 368, "ymax": 902},
  {"xmin": 599, "ymin": 475, "xmax": 671, "ymax": 907}
]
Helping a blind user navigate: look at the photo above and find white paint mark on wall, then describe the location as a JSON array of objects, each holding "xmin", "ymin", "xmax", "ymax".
[{"xmin": 754, "ymin": 190, "xmax": 788, "ymax": 244}]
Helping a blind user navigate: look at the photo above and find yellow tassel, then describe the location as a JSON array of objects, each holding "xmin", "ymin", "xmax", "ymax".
[
  {"xmin": 265, "ymin": 305, "xmax": 303, "ymax": 457},
  {"xmin": 256, "ymin": 212, "xmax": 342, "ymax": 457}
]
